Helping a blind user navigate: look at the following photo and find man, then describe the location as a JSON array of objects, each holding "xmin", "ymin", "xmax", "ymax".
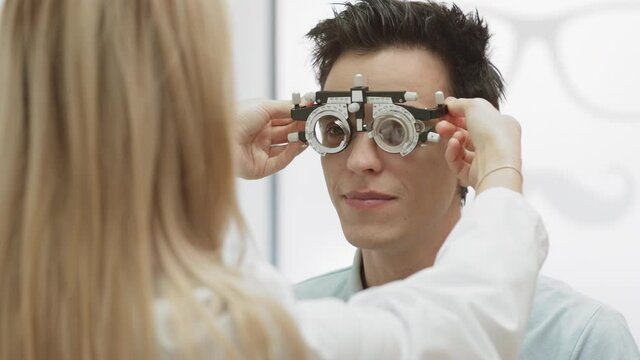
[{"xmin": 293, "ymin": 1, "xmax": 640, "ymax": 358}]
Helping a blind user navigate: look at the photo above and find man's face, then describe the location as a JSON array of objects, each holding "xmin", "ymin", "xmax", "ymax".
[{"xmin": 321, "ymin": 47, "xmax": 460, "ymax": 253}]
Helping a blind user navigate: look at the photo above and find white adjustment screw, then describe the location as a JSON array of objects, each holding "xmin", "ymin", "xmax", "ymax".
[
  {"xmin": 292, "ymin": 92, "xmax": 301, "ymax": 105},
  {"xmin": 303, "ymin": 92, "xmax": 316, "ymax": 103},
  {"xmin": 353, "ymin": 74, "xmax": 364, "ymax": 87},
  {"xmin": 435, "ymin": 91, "xmax": 445, "ymax": 106},
  {"xmin": 404, "ymin": 92, "xmax": 418, "ymax": 102},
  {"xmin": 348, "ymin": 102, "xmax": 361, "ymax": 113},
  {"xmin": 287, "ymin": 132, "xmax": 300, "ymax": 142},
  {"xmin": 427, "ymin": 132, "xmax": 440, "ymax": 143}
]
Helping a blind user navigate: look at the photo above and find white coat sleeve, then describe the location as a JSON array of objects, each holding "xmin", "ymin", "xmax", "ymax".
[{"xmin": 293, "ymin": 187, "xmax": 549, "ymax": 360}]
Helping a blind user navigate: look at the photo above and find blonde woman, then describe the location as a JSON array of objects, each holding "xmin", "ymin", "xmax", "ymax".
[{"xmin": 0, "ymin": 0, "xmax": 546, "ymax": 359}]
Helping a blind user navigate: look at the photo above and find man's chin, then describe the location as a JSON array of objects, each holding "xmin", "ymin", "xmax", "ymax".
[{"xmin": 342, "ymin": 228, "xmax": 396, "ymax": 250}]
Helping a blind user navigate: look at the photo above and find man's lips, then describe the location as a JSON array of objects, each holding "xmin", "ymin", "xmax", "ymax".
[{"xmin": 343, "ymin": 191, "xmax": 396, "ymax": 209}]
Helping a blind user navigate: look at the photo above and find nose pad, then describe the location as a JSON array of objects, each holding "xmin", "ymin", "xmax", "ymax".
[{"xmin": 345, "ymin": 131, "xmax": 383, "ymax": 173}]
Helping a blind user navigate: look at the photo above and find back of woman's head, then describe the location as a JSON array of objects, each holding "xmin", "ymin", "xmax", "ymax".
[{"xmin": 0, "ymin": 1, "xmax": 304, "ymax": 359}]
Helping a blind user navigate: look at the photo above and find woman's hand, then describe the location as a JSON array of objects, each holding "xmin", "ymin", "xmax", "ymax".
[
  {"xmin": 435, "ymin": 97, "xmax": 523, "ymax": 194},
  {"xmin": 234, "ymin": 100, "xmax": 306, "ymax": 179}
]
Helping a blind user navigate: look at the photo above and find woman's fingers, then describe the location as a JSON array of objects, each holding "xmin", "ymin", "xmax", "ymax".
[
  {"xmin": 436, "ymin": 120, "xmax": 475, "ymax": 153},
  {"xmin": 452, "ymin": 128, "xmax": 475, "ymax": 152},
  {"xmin": 444, "ymin": 138, "xmax": 466, "ymax": 171},
  {"xmin": 444, "ymin": 136, "xmax": 475, "ymax": 186},
  {"xmin": 443, "ymin": 96, "xmax": 523, "ymax": 193},
  {"xmin": 436, "ymin": 118, "xmax": 466, "ymax": 135},
  {"xmin": 445, "ymin": 97, "xmax": 492, "ymax": 119},
  {"xmin": 270, "ymin": 120, "xmax": 305, "ymax": 144},
  {"xmin": 435, "ymin": 120, "xmax": 457, "ymax": 138},
  {"xmin": 270, "ymin": 117, "xmax": 296, "ymax": 126},
  {"xmin": 258, "ymin": 100, "xmax": 294, "ymax": 121},
  {"xmin": 443, "ymin": 114, "xmax": 467, "ymax": 130},
  {"xmin": 265, "ymin": 142, "xmax": 307, "ymax": 174}
]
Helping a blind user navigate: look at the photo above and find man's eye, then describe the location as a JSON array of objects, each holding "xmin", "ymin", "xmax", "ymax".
[{"xmin": 326, "ymin": 123, "xmax": 344, "ymax": 137}]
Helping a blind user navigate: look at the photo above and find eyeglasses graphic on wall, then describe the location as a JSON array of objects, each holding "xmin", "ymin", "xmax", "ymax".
[{"xmin": 475, "ymin": 2, "xmax": 640, "ymax": 122}]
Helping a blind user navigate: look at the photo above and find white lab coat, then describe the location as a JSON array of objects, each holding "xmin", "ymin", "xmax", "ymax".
[{"xmin": 156, "ymin": 187, "xmax": 548, "ymax": 359}]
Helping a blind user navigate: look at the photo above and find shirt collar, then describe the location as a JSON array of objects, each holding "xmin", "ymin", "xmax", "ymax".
[{"xmin": 346, "ymin": 249, "xmax": 365, "ymax": 295}]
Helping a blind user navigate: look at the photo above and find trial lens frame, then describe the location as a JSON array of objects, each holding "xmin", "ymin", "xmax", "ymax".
[{"xmin": 288, "ymin": 74, "xmax": 448, "ymax": 156}]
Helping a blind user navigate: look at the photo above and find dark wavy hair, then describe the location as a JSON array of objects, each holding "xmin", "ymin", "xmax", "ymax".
[{"xmin": 307, "ymin": 0, "xmax": 505, "ymax": 108}]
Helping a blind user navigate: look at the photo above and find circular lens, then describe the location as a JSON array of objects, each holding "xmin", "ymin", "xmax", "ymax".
[
  {"xmin": 376, "ymin": 116, "xmax": 407, "ymax": 147},
  {"xmin": 305, "ymin": 104, "xmax": 350, "ymax": 155},
  {"xmin": 314, "ymin": 116, "xmax": 349, "ymax": 149},
  {"xmin": 371, "ymin": 104, "xmax": 420, "ymax": 156}
]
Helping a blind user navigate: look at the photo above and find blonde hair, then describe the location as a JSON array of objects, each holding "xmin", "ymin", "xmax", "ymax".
[{"xmin": 0, "ymin": 0, "xmax": 304, "ymax": 359}]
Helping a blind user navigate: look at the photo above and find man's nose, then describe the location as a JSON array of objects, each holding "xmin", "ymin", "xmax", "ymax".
[{"xmin": 345, "ymin": 132, "xmax": 383, "ymax": 174}]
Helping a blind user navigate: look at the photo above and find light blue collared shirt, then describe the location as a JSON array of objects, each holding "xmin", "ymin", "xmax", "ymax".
[{"xmin": 295, "ymin": 251, "xmax": 640, "ymax": 360}]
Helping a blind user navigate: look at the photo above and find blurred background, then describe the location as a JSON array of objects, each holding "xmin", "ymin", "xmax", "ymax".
[
  {"xmin": 229, "ymin": 0, "xmax": 639, "ymax": 341},
  {"xmin": 0, "ymin": 0, "xmax": 633, "ymax": 349}
]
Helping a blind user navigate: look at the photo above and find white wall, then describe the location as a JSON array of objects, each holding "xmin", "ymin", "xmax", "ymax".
[
  {"xmin": 227, "ymin": 0, "xmax": 275, "ymax": 259},
  {"xmin": 271, "ymin": 0, "xmax": 640, "ymax": 342}
]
